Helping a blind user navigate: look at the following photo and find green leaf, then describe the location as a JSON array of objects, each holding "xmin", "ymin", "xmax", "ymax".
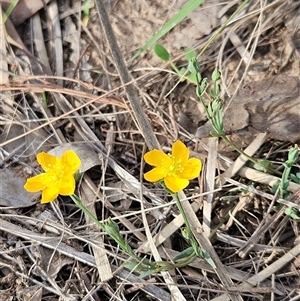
[
  {"xmin": 153, "ymin": 44, "xmax": 170, "ymax": 61},
  {"xmin": 186, "ymin": 73, "xmax": 197, "ymax": 84},
  {"xmin": 288, "ymin": 147, "xmax": 299, "ymax": 163},
  {"xmin": 270, "ymin": 180, "xmax": 280, "ymax": 194},
  {"xmin": 188, "ymin": 59, "xmax": 198, "ymax": 74},
  {"xmin": 290, "ymin": 174, "xmax": 300, "ymax": 184},
  {"xmin": 210, "ymin": 131, "xmax": 222, "ymax": 137},
  {"xmin": 178, "ymin": 67, "xmax": 187, "ymax": 75},
  {"xmin": 199, "ymin": 248, "xmax": 216, "ymax": 269},
  {"xmin": 123, "ymin": 261, "xmax": 155, "ymax": 273},
  {"xmin": 282, "ymin": 180, "xmax": 290, "ymax": 191},
  {"xmin": 212, "ymin": 69, "xmax": 221, "ymax": 81},
  {"xmin": 285, "ymin": 207, "xmax": 300, "ymax": 220},
  {"xmin": 2, "ymin": 0, "xmax": 18, "ymax": 23},
  {"xmin": 173, "ymin": 247, "xmax": 195, "ymax": 261},
  {"xmin": 254, "ymin": 159, "xmax": 271, "ymax": 172},
  {"xmin": 129, "ymin": 0, "xmax": 205, "ymax": 61},
  {"xmin": 184, "ymin": 47, "xmax": 197, "ymax": 61},
  {"xmin": 200, "ymin": 78, "xmax": 207, "ymax": 94},
  {"xmin": 181, "ymin": 227, "xmax": 190, "ymax": 241}
]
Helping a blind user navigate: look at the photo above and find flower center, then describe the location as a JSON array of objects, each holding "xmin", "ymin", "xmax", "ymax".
[
  {"xmin": 167, "ymin": 155, "xmax": 183, "ymax": 177},
  {"xmin": 43, "ymin": 163, "xmax": 65, "ymax": 187}
]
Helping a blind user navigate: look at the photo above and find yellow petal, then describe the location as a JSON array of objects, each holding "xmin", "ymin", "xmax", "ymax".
[
  {"xmin": 144, "ymin": 149, "xmax": 171, "ymax": 167},
  {"xmin": 180, "ymin": 158, "xmax": 202, "ymax": 179},
  {"xmin": 24, "ymin": 174, "xmax": 46, "ymax": 192},
  {"xmin": 41, "ymin": 187, "xmax": 59, "ymax": 203},
  {"xmin": 164, "ymin": 176, "xmax": 189, "ymax": 193},
  {"xmin": 172, "ymin": 141, "xmax": 189, "ymax": 163},
  {"xmin": 59, "ymin": 176, "xmax": 76, "ymax": 195},
  {"xmin": 60, "ymin": 150, "xmax": 81, "ymax": 175},
  {"xmin": 144, "ymin": 167, "xmax": 167, "ymax": 182},
  {"xmin": 37, "ymin": 152, "xmax": 60, "ymax": 172}
]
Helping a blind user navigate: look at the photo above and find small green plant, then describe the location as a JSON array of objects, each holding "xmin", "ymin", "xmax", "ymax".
[
  {"xmin": 187, "ymin": 57, "xmax": 300, "ymax": 220},
  {"xmin": 270, "ymin": 146, "xmax": 299, "ymax": 199},
  {"xmin": 279, "ymin": 147, "xmax": 299, "ymax": 199},
  {"xmin": 189, "ymin": 59, "xmax": 284, "ymax": 179},
  {"xmin": 144, "ymin": 140, "xmax": 215, "ymax": 268},
  {"xmin": 153, "ymin": 43, "xmax": 280, "ymax": 178}
]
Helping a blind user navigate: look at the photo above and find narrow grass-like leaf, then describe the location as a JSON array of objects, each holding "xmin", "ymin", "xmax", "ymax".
[
  {"xmin": 129, "ymin": 0, "xmax": 205, "ymax": 61},
  {"xmin": 2, "ymin": 0, "xmax": 19, "ymax": 23},
  {"xmin": 82, "ymin": 0, "xmax": 92, "ymax": 25},
  {"xmin": 83, "ymin": 0, "xmax": 92, "ymax": 16}
]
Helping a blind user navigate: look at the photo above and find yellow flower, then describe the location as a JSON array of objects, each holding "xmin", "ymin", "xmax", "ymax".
[
  {"xmin": 144, "ymin": 140, "xmax": 202, "ymax": 192},
  {"xmin": 24, "ymin": 150, "xmax": 81, "ymax": 203}
]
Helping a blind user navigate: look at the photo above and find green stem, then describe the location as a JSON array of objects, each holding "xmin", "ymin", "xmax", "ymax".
[
  {"xmin": 70, "ymin": 194, "xmax": 105, "ymax": 230},
  {"xmin": 173, "ymin": 193, "xmax": 200, "ymax": 254},
  {"xmin": 70, "ymin": 194, "xmax": 141, "ymax": 262},
  {"xmin": 173, "ymin": 193, "xmax": 193, "ymax": 234},
  {"xmin": 220, "ymin": 134, "xmax": 257, "ymax": 163},
  {"xmin": 170, "ymin": 62, "xmax": 180, "ymax": 74}
]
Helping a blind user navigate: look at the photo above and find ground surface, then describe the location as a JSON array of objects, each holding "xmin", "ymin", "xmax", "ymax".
[{"xmin": 0, "ymin": 0, "xmax": 300, "ymax": 300}]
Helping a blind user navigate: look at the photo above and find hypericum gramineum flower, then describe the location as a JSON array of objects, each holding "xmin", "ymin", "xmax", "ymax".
[
  {"xmin": 144, "ymin": 140, "xmax": 202, "ymax": 193},
  {"xmin": 24, "ymin": 150, "xmax": 81, "ymax": 203}
]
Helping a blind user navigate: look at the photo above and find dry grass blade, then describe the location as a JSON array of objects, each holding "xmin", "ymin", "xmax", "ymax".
[
  {"xmin": 0, "ymin": 6, "xmax": 9, "ymax": 85},
  {"xmin": 238, "ymin": 167, "xmax": 300, "ymax": 193},
  {"xmin": 203, "ymin": 137, "xmax": 218, "ymax": 235},
  {"xmin": 79, "ymin": 177, "xmax": 113, "ymax": 281}
]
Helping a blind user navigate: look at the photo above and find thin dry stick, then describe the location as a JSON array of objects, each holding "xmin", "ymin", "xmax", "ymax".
[
  {"xmin": 47, "ymin": 1, "xmax": 63, "ymax": 86},
  {"xmin": 94, "ymin": 0, "xmax": 159, "ymax": 151},
  {"xmin": 80, "ymin": 178, "xmax": 113, "ymax": 281}
]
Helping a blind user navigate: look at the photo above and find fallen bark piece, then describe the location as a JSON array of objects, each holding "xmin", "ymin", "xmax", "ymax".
[{"xmin": 197, "ymin": 75, "xmax": 300, "ymax": 143}]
